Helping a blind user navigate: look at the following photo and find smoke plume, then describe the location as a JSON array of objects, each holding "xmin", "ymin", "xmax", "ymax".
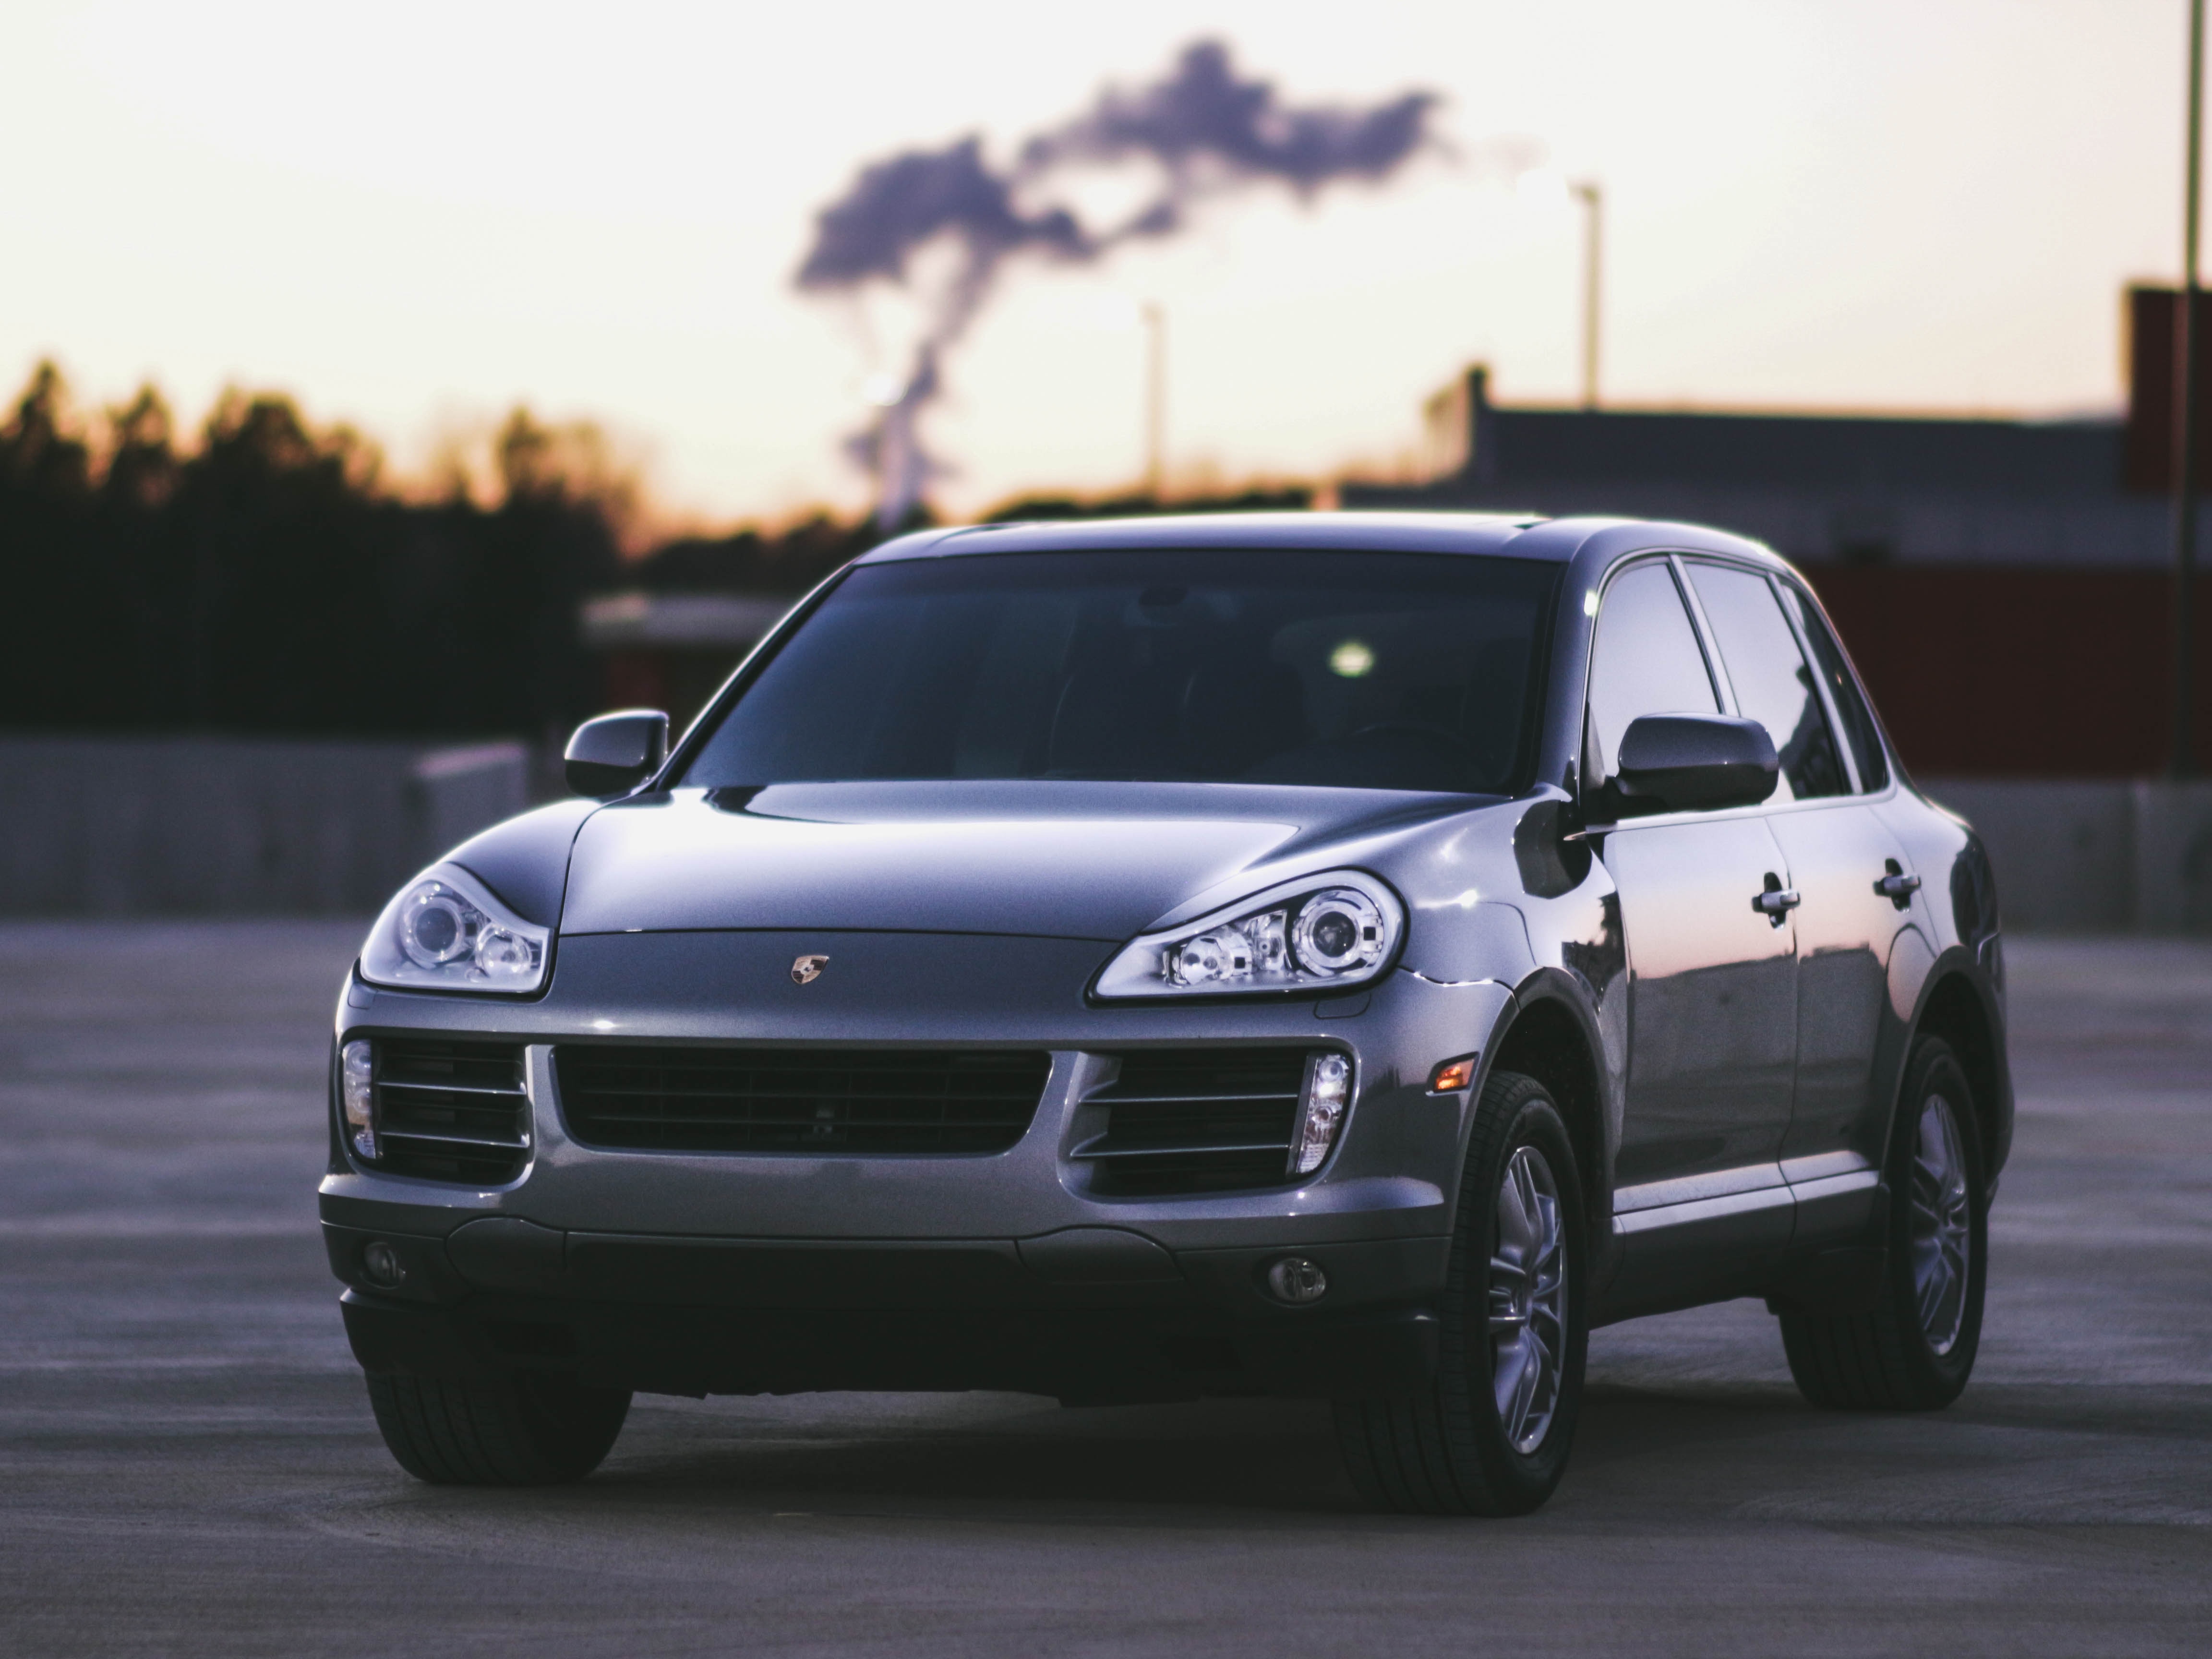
[{"xmin": 797, "ymin": 41, "xmax": 1442, "ymax": 526}]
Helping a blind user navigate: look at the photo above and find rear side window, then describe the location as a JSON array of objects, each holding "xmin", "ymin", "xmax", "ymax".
[
  {"xmin": 1683, "ymin": 562, "xmax": 1847, "ymax": 805},
  {"xmin": 1585, "ymin": 560, "xmax": 1719, "ymax": 781},
  {"xmin": 1778, "ymin": 583, "xmax": 1889, "ymax": 791}
]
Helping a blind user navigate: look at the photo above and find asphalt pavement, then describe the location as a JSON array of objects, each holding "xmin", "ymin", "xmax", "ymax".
[{"xmin": 2, "ymin": 921, "xmax": 2209, "ymax": 1656}]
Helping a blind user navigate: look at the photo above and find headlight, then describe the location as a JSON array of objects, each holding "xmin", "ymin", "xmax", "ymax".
[
  {"xmin": 1094, "ymin": 871, "xmax": 1405, "ymax": 999},
  {"xmin": 359, "ymin": 865, "xmax": 550, "ymax": 995}
]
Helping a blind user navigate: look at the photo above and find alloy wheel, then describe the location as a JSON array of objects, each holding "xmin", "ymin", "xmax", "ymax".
[
  {"xmin": 1487, "ymin": 1144, "xmax": 1567, "ymax": 1454},
  {"xmin": 1909, "ymin": 1093, "xmax": 1973, "ymax": 1355}
]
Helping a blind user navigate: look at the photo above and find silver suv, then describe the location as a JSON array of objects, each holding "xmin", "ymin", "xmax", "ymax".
[{"xmin": 324, "ymin": 512, "xmax": 2006, "ymax": 1515}]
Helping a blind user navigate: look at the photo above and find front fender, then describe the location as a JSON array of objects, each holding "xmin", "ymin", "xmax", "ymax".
[
  {"xmin": 446, "ymin": 797, "xmax": 601, "ymax": 928},
  {"xmin": 1441, "ymin": 966, "xmax": 1621, "ymax": 1281}
]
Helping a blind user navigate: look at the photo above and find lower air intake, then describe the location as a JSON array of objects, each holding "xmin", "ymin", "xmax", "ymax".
[
  {"xmin": 1073, "ymin": 1047, "xmax": 1322, "ymax": 1196},
  {"xmin": 361, "ymin": 1037, "xmax": 530, "ymax": 1185},
  {"xmin": 555, "ymin": 1046, "xmax": 1052, "ymax": 1155}
]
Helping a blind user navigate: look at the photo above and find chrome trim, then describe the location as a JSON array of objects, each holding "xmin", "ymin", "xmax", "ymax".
[
  {"xmin": 1779, "ymin": 1150, "xmax": 1874, "ymax": 1185},
  {"xmin": 377, "ymin": 1078, "xmax": 526, "ymax": 1100},
  {"xmin": 1613, "ymin": 1161, "xmax": 1785, "ymax": 1214},
  {"xmin": 519, "ymin": 1044, "xmax": 555, "ymax": 1173},
  {"xmin": 1081, "ymin": 1091, "xmax": 1293, "ymax": 1107},
  {"xmin": 1611, "ymin": 1182, "xmax": 1795, "ymax": 1237},
  {"xmin": 1787, "ymin": 1170, "xmax": 1880, "ymax": 1207},
  {"xmin": 1069, "ymin": 1139, "xmax": 1290, "ymax": 1160},
  {"xmin": 1609, "ymin": 1152, "xmax": 1881, "ymax": 1237},
  {"xmin": 1667, "ymin": 552, "xmax": 1739, "ymax": 720},
  {"xmin": 380, "ymin": 1127, "xmax": 530, "ymax": 1153}
]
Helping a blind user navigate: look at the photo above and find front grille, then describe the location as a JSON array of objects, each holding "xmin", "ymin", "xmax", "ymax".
[
  {"xmin": 555, "ymin": 1046, "xmax": 1052, "ymax": 1155},
  {"xmin": 364, "ymin": 1037, "xmax": 530, "ymax": 1185},
  {"xmin": 1073, "ymin": 1047, "xmax": 1319, "ymax": 1196}
]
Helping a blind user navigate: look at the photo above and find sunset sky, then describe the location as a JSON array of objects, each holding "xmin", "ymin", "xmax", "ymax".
[{"xmin": 0, "ymin": 0, "xmax": 2191, "ymax": 526}]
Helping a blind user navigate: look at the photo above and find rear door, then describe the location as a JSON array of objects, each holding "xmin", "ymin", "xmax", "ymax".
[{"xmin": 1680, "ymin": 561, "xmax": 1912, "ymax": 1242}]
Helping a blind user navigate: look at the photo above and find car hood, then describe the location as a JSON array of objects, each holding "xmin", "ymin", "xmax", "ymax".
[{"xmin": 553, "ymin": 781, "xmax": 1487, "ymax": 940}]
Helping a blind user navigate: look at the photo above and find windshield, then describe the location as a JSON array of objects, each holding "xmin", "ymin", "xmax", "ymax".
[{"xmin": 677, "ymin": 548, "xmax": 1560, "ymax": 795}]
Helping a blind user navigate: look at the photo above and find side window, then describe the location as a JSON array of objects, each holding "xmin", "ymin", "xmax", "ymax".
[
  {"xmin": 1778, "ymin": 582, "xmax": 1889, "ymax": 791},
  {"xmin": 1586, "ymin": 561, "xmax": 1719, "ymax": 783},
  {"xmin": 1683, "ymin": 562, "xmax": 1847, "ymax": 804}
]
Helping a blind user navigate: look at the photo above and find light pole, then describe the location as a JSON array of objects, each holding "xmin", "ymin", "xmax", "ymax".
[
  {"xmin": 1572, "ymin": 180, "xmax": 1602, "ymax": 410},
  {"xmin": 2175, "ymin": 0, "xmax": 2205, "ymax": 779},
  {"xmin": 1142, "ymin": 301, "xmax": 1166, "ymax": 500}
]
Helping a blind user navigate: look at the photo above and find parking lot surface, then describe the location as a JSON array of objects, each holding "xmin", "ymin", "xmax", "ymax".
[{"xmin": 2, "ymin": 922, "xmax": 2209, "ymax": 1656}]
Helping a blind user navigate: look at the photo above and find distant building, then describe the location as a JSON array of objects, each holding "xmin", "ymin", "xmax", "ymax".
[
  {"xmin": 1343, "ymin": 305, "xmax": 2209, "ymax": 779},
  {"xmin": 573, "ymin": 300, "xmax": 2208, "ymax": 776},
  {"xmin": 579, "ymin": 592, "xmax": 792, "ymax": 726},
  {"xmin": 1345, "ymin": 366, "xmax": 2152, "ymax": 568}
]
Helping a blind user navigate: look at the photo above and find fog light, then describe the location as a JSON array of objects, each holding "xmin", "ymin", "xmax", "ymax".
[
  {"xmin": 360, "ymin": 1239, "xmax": 406, "ymax": 1289},
  {"xmin": 1289, "ymin": 1052, "xmax": 1351, "ymax": 1177},
  {"xmin": 1265, "ymin": 1257, "xmax": 1329, "ymax": 1305}
]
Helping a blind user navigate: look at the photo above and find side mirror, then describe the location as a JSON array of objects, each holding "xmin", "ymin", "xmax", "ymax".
[
  {"xmin": 565, "ymin": 709, "xmax": 669, "ymax": 799},
  {"xmin": 1615, "ymin": 713, "xmax": 1777, "ymax": 813}
]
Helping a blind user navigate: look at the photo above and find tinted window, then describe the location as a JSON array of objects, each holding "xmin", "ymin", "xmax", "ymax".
[
  {"xmin": 1684, "ymin": 562, "xmax": 1847, "ymax": 804},
  {"xmin": 1586, "ymin": 560, "xmax": 1719, "ymax": 781},
  {"xmin": 1778, "ymin": 583, "xmax": 1889, "ymax": 791},
  {"xmin": 677, "ymin": 549, "xmax": 1561, "ymax": 794}
]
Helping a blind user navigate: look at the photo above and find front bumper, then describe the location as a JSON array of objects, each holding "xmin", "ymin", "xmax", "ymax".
[
  {"xmin": 329, "ymin": 1223, "xmax": 1446, "ymax": 1401},
  {"xmin": 322, "ymin": 931, "xmax": 1513, "ymax": 1399}
]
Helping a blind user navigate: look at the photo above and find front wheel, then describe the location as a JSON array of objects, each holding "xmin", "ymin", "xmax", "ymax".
[
  {"xmin": 1333, "ymin": 1070, "xmax": 1589, "ymax": 1515},
  {"xmin": 1780, "ymin": 1035, "xmax": 1988, "ymax": 1410},
  {"xmin": 364, "ymin": 1368, "xmax": 631, "ymax": 1485}
]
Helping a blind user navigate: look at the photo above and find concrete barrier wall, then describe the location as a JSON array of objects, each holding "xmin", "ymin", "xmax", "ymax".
[
  {"xmin": 1919, "ymin": 777, "xmax": 2212, "ymax": 934},
  {"xmin": 4, "ymin": 738, "xmax": 2206, "ymax": 930},
  {"xmin": 0, "ymin": 735, "xmax": 528, "ymax": 916}
]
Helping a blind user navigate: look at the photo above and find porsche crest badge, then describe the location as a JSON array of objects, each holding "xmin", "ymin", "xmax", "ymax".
[{"xmin": 790, "ymin": 954, "xmax": 830, "ymax": 985}]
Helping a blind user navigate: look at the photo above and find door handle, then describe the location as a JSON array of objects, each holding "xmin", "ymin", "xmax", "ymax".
[
  {"xmin": 1875, "ymin": 860, "xmax": 1921, "ymax": 908},
  {"xmin": 1753, "ymin": 873, "xmax": 1800, "ymax": 925}
]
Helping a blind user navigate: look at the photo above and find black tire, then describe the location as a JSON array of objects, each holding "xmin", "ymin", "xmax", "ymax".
[
  {"xmin": 1333, "ymin": 1070, "xmax": 1589, "ymax": 1516},
  {"xmin": 1780, "ymin": 1035, "xmax": 1988, "ymax": 1411},
  {"xmin": 364, "ymin": 1369, "xmax": 631, "ymax": 1485}
]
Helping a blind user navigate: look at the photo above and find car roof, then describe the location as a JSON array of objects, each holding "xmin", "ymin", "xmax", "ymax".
[
  {"xmin": 858, "ymin": 510, "xmax": 1548, "ymax": 562},
  {"xmin": 854, "ymin": 510, "xmax": 1783, "ymax": 571}
]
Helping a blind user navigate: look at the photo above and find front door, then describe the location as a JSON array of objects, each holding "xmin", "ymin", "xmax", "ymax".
[
  {"xmin": 1605, "ymin": 816, "xmax": 1801, "ymax": 1192},
  {"xmin": 1582, "ymin": 559, "xmax": 1798, "ymax": 1312}
]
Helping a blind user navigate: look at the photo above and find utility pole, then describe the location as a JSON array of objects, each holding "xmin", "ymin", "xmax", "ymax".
[
  {"xmin": 2175, "ymin": 0, "xmax": 2205, "ymax": 779},
  {"xmin": 1572, "ymin": 180, "xmax": 1602, "ymax": 410},
  {"xmin": 1142, "ymin": 301, "xmax": 1166, "ymax": 500}
]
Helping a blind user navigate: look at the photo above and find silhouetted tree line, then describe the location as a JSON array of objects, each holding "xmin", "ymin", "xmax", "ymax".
[
  {"xmin": 628, "ymin": 512, "xmax": 909, "ymax": 596},
  {"xmin": 0, "ymin": 362, "xmax": 634, "ymax": 739},
  {"xmin": 602, "ymin": 487, "xmax": 1314, "ymax": 593},
  {"xmin": 1, "ymin": 360, "xmax": 1318, "ymax": 738}
]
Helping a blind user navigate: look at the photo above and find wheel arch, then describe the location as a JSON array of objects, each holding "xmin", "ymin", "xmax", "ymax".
[
  {"xmin": 1480, "ymin": 979, "xmax": 1611, "ymax": 1253},
  {"xmin": 1908, "ymin": 961, "xmax": 2011, "ymax": 1180}
]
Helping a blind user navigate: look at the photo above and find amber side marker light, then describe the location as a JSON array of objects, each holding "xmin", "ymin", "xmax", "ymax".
[{"xmin": 1429, "ymin": 1057, "xmax": 1477, "ymax": 1094}]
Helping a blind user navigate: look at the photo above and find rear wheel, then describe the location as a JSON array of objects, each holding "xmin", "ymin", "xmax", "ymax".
[
  {"xmin": 365, "ymin": 1369, "xmax": 631, "ymax": 1485},
  {"xmin": 1780, "ymin": 1035, "xmax": 1987, "ymax": 1410},
  {"xmin": 1333, "ymin": 1070, "xmax": 1588, "ymax": 1515}
]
